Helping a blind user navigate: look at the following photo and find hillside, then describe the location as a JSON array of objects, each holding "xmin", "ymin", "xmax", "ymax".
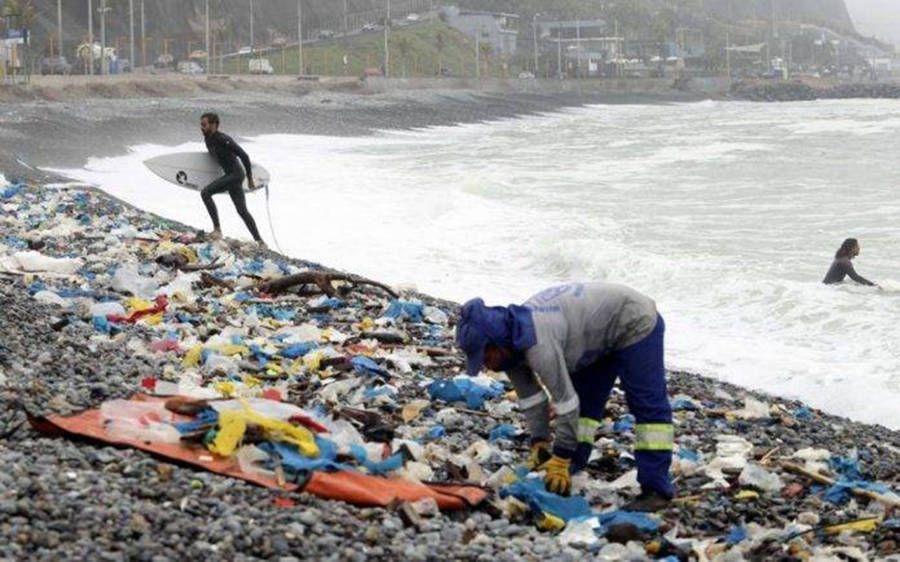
[
  {"xmin": 9, "ymin": 0, "xmax": 857, "ymax": 64},
  {"xmin": 237, "ymin": 21, "xmax": 489, "ymax": 78}
]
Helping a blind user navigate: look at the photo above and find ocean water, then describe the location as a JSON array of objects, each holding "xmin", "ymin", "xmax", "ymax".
[{"xmin": 55, "ymin": 98, "xmax": 900, "ymax": 429}]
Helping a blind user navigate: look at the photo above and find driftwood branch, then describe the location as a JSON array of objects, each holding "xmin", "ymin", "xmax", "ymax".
[
  {"xmin": 254, "ymin": 271, "xmax": 398, "ymax": 299},
  {"xmin": 199, "ymin": 272, "xmax": 235, "ymax": 291},
  {"xmin": 780, "ymin": 461, "xmax": 900, "ymax": 508}
]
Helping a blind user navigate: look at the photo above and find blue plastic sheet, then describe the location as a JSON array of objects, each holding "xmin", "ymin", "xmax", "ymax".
[
  {"xmin": 828, "ymin": 455, "xmax": 862, "ymax": 481},
  {"xmin": 281, "ymin": 341, "xmax": 318, "ymax": 359},
  {"xmin": 174, "ymin": 409, "xmax": 219, "ymax": 434},
  {"xmin": 92, "ymin": 315, "xmax": 110, "ymax": 334},
  {"xmin": 383, "ymin": 300, "xmax": 425, "ymax": 323},
  {"xmin": 1, "ymin": 183, "xmax": 23, "ymax": 199},
  {"xmin": 597, "ymin": 510, "xmax": 660, "ymax": 533},
  {"xmin": 500, "ymin": 477, "xmax": 593, "ymax": 522},
  {"xmin": 425, "ymin": 425, "xmax": 446, "ymax": 441},
  {"xmin": 726, "ymin": 525, "xmax": 747, "ymax": 545},
  {"xmin": 670, "ymin": 397, "xmax": 699, "ymax": 411},
  {"xmin": 613, "ymin": 414, "xmax": 635, "ymax": 433},
  {"xmin": 248, "ymin": 344, "xmax": 272, "ymax": 367},
  {"xmin": 349, "ymin": 444, "xmax": 404, "ymax": 475},
  {"xmin": 261, "ymin": 439, "xmax": 346, "ymax": 475},
  {"xmin": 313, "ymin": 297, "xmax": 345, "ymax": 310},
  {"xmin": 792, "ymin": 406, "xmax": 812, "ymax": 420},
  {"xmin": 824, "ymin": 479, "xmax": 893, "ymax": 505},
  {"xmin": 251, "ymin": 304, "xmax": 296, "ymax": 321},
  {"xmin": 676, "ymin": 448, "xmax": 700, "ymax": 463},
  {"xmin": 489, "ymin": 423, "xmax": 519, "ymax": 442},
  {"xmin": 351, "ymin": 356, "xmax": 389, "ymax": 377},
  {"xmin": 243, "ymin": 260, "xmax": 265, "ymax": 274},
  {"xmin": 363, "ymin": 386, "xmax": 396, "ymax": 400},
  {"xmin": 427, "ymin": 377, "xmax": 504, "ymax": 410}
]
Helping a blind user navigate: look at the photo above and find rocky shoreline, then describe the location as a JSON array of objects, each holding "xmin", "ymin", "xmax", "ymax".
[
  {"xmin": 731, "ymin": 79, "xmax": 900, "ymax": 102},
  {"xmin": 0, "ymin": 176, "xmax": 897, "ymax": 561}
]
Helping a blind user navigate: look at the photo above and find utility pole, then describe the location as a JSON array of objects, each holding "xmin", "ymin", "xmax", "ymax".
[
  {"xmin": 88, "ymin": 0, "xmax": 94, "ymax": 75},
  {"xmin": 725, "ymin": 31, "xmax": 731, "ymax": 81},
  {"xmin": 129, "ymin": 0, "xmax": 134, "ymax": 71},
  {"xmin": 576, "ymin": 19, "xmax": 581, "ymax": 79},
  {"xmin": 532, "ymin": 13, "xmax": 540, "ymax": 74},
  {"xmin": 557, "ymin": 33, "xmax": 562, "ymax": 79},
  {"xmin": 383, "ymin": 0, "xmax": 390, "ymax": 77},
  {"xmin": 141, "ymin": 0, "xmax": 146, "ymax": 71},
  {"xmin": 475, "ymin": 27, "xmax": 480, "ymax": 79},
  {"xmin": 205, "ymin": 0, "xmax": 210, "ymax": 74},
  {"xmin": 57, "ymin": 0, "xmax": 63, "ymax": 61},
  {"xmin": 99, "ymin": 0, "xmax": 109, "ymax": 74},
  {"xmin": 249, "ymin": 0, "xmax": 254, "ymax": 57},
  {"xmin": 343, "ymin": 0, "xmax": 348, "ymax": 34},
  {"xmin": 297, "ymin": 0, "xmax": 304, "ymax": 75}
]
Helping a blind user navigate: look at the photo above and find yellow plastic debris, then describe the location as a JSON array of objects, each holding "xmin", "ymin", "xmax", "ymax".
[
  {"xmin": 734, "ymin": 490, "xmax": 759, "ymax": 501},
  {"xmin": 207, "ymin": 408, "xmax": 319, "ymax": 458},
  {"xmin": 143, "ymin": 313, "xmax": 163, "ymax": 326},
  {"xmin": 183, "ymin": 345, "xmax": 204, "ymax": 368},
  {"xmin": 825, "ymin": 518, "xmax": 879, "ymax": 534},
  {"xmin": 304, "ymin": 351, "xmax": 324, "ymax": 372},
  {"xmin": 207, "ymin": 410, "xmax": 247, "ymax": 456},
  {"xmin": 359, "ymin": 317, "xmax": 376, "ymax": 331},
  {"xmin": 242, "ymin": 374, "xmax": 262, "ymax": 388},
  {"xmin": 125, "ymin": 297, "xmax": 153, "ymax": 313},
  {"xmin": 536, "ymin": 513, "xmax": 566, "ymax": 532},
  {"xmin": 212, "ymin": 344, "xmax": 250, "ymax": 357},
  {"xmin": 213, "ymin": 381, "xmax": 237, "ymax": 397}
]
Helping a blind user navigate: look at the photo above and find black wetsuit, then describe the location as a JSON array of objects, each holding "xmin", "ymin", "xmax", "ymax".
[
  {"xmin": 822, "ymin": 257, "xmax": 875, "ymax": 286},
  {"xmin": 201, "ymin": 131, "xmax": 262, "ymax": 242}
]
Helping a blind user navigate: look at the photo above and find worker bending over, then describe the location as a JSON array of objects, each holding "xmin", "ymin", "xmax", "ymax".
[{"xmin": 456, "ymin": 282, "xmax": 674, "ymax": 512}]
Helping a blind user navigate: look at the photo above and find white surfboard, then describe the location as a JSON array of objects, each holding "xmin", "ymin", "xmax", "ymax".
[{"xmin": 143, "ymin": 152, "xmax": 269, "ymax": 193}]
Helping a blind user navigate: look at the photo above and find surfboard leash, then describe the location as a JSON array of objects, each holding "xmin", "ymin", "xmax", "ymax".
[{"xmin": 264, "ymin": 183, "xmax": 285, "ymax": 254}]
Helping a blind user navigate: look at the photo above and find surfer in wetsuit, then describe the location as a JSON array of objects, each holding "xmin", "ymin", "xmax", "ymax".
[
  {"xmin": 823, "ymin": 238, "xmax": 876, "ymax": 286},
  {"xmin": 199, "ymin": 112, "xmax": 264, "ymax": 246}
]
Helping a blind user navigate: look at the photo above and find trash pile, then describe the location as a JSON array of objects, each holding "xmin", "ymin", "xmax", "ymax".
[{"xmin": 1, "ymin": 179, "xmax": 899, "ymax": 560}]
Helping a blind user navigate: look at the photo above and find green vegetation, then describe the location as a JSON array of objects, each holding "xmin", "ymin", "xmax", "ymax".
[{"xmin": 228, "ymin": 22, "xmax": 515, "ymax": 78}]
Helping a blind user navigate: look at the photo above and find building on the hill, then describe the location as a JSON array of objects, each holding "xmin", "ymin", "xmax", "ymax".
[{"xmin": 440, "ymin": 6, "xmax": 519, "ymax": 57}]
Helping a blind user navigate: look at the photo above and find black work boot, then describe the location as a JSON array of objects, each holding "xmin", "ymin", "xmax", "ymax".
[{"xmin": 622, "ymin": 489, "xmax": 671, "ymax": 512}]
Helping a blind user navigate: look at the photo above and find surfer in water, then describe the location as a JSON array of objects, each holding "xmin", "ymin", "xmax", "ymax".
[
  {"xmin": 199, "ymin": 112, "xmax": 265, "ymax": 246},
  {"xmin": 823, "ymin": 238, "xmax": 876, "ymax": 287}
]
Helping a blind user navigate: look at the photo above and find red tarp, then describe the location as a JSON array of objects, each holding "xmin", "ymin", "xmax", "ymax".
[{"xmin": 32, "ymin": 397, "xmax": 488, "ymax": 511}]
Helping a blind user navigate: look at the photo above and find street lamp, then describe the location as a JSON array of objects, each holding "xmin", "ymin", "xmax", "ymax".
[{"xmin": 532, "ymin": 12, "xmax": 542, "ymax": 74}]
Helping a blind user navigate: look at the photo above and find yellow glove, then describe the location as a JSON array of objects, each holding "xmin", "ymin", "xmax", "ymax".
[
  {"xmin": 543, "ymin": 455, "xmax": 572, "ymax": 496},
  {"xmin": 526, "ymin": 440, "xmax": 552, "ymax": 470}
]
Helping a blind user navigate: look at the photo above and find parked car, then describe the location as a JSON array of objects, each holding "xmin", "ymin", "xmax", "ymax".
[
  {"xmin": 189, "ymin": 50, "xmax": 207, "ymax": 60},
  {"xmin": 177, "ymin": 61, "xmax": 204, "ymax": 75},
  {"xmin": 406, "ymin": 13, "xmax": 420, "ymax": 22},
  {"xmin": 238, "ymin": 46, "xmax": 252, "ymax": 55},
  {"xmin": 154, "ymin": 53, "xmax": 174, "ymax": 68},
  {"xmin": 318, "ymin": 30, "xmax": 335, "ymax": 40},
  {"xmin": 271, "ymin": 37, "xmax": 288, "ymax": 47},
  {"xmin": 361, "ymin": 23, "xmax": 379, "ymax": 32},
  {"xmin": 517, "ymin": 71, "xmax": 535, "ymax": 79},
  {"xmin": 40, "ymin": 56, "xmax": 72, "ymax": 75},
  {"xmin": 249, "ymin": 58, "xmax": 274, "ymax": 75}
]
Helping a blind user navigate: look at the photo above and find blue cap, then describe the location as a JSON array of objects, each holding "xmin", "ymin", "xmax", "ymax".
[{"xmin": 456, "ymin": 298, "xmax": 490, "ymax": 376}]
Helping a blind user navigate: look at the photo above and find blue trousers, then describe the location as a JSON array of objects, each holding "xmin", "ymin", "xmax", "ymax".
[{"xmin": 570, "ymin": 315, "xmax": 674, "ymax": 498}]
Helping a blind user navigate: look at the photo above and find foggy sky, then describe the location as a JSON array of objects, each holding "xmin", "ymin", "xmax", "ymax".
[{"xmin": 844, "ymin": 0, "xmax": 900, "ymax": 46}]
